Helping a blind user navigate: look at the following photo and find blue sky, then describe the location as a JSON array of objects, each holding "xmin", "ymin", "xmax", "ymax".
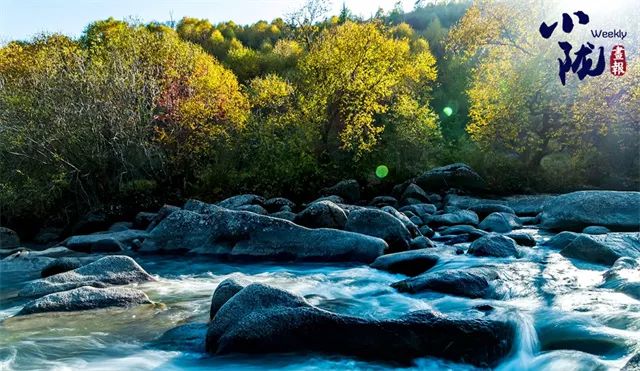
[{"xmin": 0, "ymin": 0, "xmax": 415, "ymax": 42}]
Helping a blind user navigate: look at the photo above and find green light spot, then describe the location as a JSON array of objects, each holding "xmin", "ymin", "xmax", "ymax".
[
  {"xmin": 443, "ymin": 107, "xmax": 453, "ymax": 117},
  {"xmin": 376, "ymin": 165, "xmax": 389, "ymax": 179}
]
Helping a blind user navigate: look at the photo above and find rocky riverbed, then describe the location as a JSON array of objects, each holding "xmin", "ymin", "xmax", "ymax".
[{"xmin": 1, "ymin": 163, "xmax": 639, "ymax": 370}]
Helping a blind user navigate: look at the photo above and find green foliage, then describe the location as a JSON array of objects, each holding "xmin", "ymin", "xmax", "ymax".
[
  {"xmin": 0, "ymin": 21, "xmax": 247, "ymax": 220},
  {"xmin": 1, "ymin": 0, "xmax": 637, "ymax": 228}
]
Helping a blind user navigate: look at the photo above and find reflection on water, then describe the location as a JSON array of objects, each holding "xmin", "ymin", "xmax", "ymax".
[{"xmin": 1, "ymin": 229, "xmax": 638, "ymax": 370}]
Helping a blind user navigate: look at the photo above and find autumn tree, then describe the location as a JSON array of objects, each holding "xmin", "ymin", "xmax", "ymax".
[{"xmin": 298, "ymin": 21, "xmax": 440, "ymax": 163}]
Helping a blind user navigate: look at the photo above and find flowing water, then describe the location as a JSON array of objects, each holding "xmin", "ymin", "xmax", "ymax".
[{"xmin": 1, "ymin": 228, "xmax": 638, "ymax": 370}]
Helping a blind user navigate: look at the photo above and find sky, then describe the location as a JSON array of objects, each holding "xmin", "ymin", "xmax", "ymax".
[{"xmin": 0, "ymin": 0, "xmax": 415, "ymax": 42}]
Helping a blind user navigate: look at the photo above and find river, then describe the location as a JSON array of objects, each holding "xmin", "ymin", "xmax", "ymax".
[{"xmin": 1, "ymin": 228, "xmax": 638, "ymax": 370}]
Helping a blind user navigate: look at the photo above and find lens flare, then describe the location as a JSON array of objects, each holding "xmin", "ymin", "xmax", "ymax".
[
  {"xmin": 443, "ymin": 107, "xmax": 453, "ymax": 116},
  {"xmin": 375, "ymin": 165, "xmax": 389, "ymax": 178}
]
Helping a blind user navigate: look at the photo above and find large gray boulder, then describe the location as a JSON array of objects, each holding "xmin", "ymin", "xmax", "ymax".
[
  {"xmin": 141, "ymin": 207, "xmax": 386, "ymax": 263},
  {"xmin": 345, "ymin": 208, "xmax": 411, "ymax": 252},
  {"xmin": 416, "ymin": 163, "xmax": 486, "ymax": 191},
  {"xmin": 439, "ymin": 225, "xmax": 488, "ymax": 241},
  {"xmin": 19, "ymin": 255, "xmax": 155, "ymax": 297},
  {"xmin": 17, "ymin": 286, "xmax": 152, "ymax": 315},
  {"xmin": 468, "ymin": 204, "xmax": 516, "ymax": 219},
  {"xmin": 478, "ymin": 212, "xmax": 522, "ymax": 233},
  {"xmin": 542, "ymin": 231, "xmax": 580, "ymax": 250},
  {"xmin": 428, "ymin": 210, "xmax": 479, "ymax": 227},
  {"xmin": 320, "ymin": 179, "xmax": 360, "ymax": 203},
  {"xmin": 294, "ymin": 201, "xmax": 347, "ymax": 229},
  {"xmin": 62, "ymin": 229, "xmax": 148, "ymax": 253},
  {"xmin": 370, "ymin": 249, "xmax": 439, "ymax": 276},
  {"xmin": 560, "ymin": 234, "xmax": 640, "ymax": 266},
  {"xmin": 446, "ymin": 194, "xmax": 554, "ymax": 216},
  {"xmin": 146, "ymin": 204, "xmax": 181, "ymax": 231},
  {"xmin": 217, "ymin": 194, "xmax": 265, "ymax": 210},
  {"xmin": 400, "ymin": 183, "xmax": 431, "ymax": 204},
  {"xmin": 263, "ymin": 197, "xmax": 295, "ymax": 213},
  {"xmin": 540, "ymin": 191, "xmax": 640, "ymax": 231},
  {"xmin": 206, "ymin": 284, "xmax": 514, "ymax": 367},
  {"xmin": 468, "ymin": 234, "xmax": 521, "ymax": 258},
  {"xmin": 381, "ymin": 206, "xmax": 420, "ymax": 237},
  {"xmin": 0, "ymin": 227, "xmax": 20, "ymax": 249},
  {"xmin": 210, "ymin": 278, "xmax": 249, "ymax": 320},
  {"xmin": 392, "ymin": 267, "xmax": 501, "ymax": 299}
]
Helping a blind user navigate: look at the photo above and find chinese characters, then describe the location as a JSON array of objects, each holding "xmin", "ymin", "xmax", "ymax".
[{"xmin": 539, "ymin": 11, "xmax": 606, "ymax": 85}]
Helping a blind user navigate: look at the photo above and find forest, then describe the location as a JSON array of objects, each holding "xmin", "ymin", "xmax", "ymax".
[{"xmin": 0, "ymin": 0, "xmax": 638, "ymax": 230}]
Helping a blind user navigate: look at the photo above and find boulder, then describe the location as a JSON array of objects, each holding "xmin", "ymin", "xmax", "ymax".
[
  {"xmin": 370, "ymin": 250, "xmax": 439, "ymax": 276},
  {"xmin": 62, "ymin": 229, "xmax": 148, "ymax": 253},
  {"xmin": 505, "ymin": 232, "xmax": 536, "ymax": 247},
  {"xmin": 345, "ymin": 208, "xmax": 411, "ymax": 252},
  {"xmin": 392, "ymin": 267, "xmax": 501, "ymax": 299},
  {"xmin": 263, "ymin": 197, "xmax": 295, "ymax": 213},
  {"xmin": 601, "ymin": 257, "xmax": 640, "ymax": 300},
  {"xmin": 269, "ymin": 210, "xmax": 297, "ymax": 221},
  {"xmin": 410, "ymin": 236, "xmax": 435, "ymax": 250},
  {"xmin": 205, "ymin": 284, "xmax": 514, "ymax": 367},
  {"xmin": 540, "ymin": 191, "xmax": 640, "ymax": 231},
  {"xmin": 217, "ymin": 194, "xmax": 265, "ymax": 210},
  {"xmin": 381, "ymin": 206, "xmax": 420, "ymax": 237},
  {"xmin": 269, "ymin": 211, "xmax": 297, "ymax": 222},
  {"xmin": 446, "ymin": 194, "xmax": 553, "ymax": 216},
  {"xmin": 311, "ymin": 195, "xmax": 344, "ymax": 205},
  {"xmin": 439, "ymin": 225, "xmax": 488, "ymax": 241},
  {"xmin": 419, "ymin": 225, "xmax": 434, "ymax": 238},
  {"xmin": 467, "ymin": 204, "xmax": 516, "ymax": 219},
  {"xmin": 369, "ymin": 196, "xmax": 397, "ymax": 208},
  {"xmin": 133, "ymin": 212, "xmax": 157, "ymax": 230},
  {"xmin": 0, "ymin": 246, "xmax": 80, "ymax": 273},
  {"xmin": 41, "ymin": 258, "xmax": 82, "ymax": 278},
  {"xmin": 294, "ymin": 201, "xmax": 347, "ymax": 229},
  {"xmin": 320, "ymin": 179, "xmax": 360, "ymax": 203},
  {"xmin": 141, "ymin": 207, "xmax": 386, "ymax": 263},
  {"xmin": 19, "ymin": 255, "xmax": 155, "ymax": 297},
  {"xmin": 108, "ymin": 222, "xmax": 132, "ymax": 232},
  {"xmin": 399, "ymin": 204, "xmax": 437, "ymax": 220},
  {"xmin": 210, "ymin": 278, "xmax": 250, "ymax": 320},
  {"xmin": 400, "ymin": 183, "xmax": 430, "ymax": 204},
  {"xmin": 582, "ymin": 226, "xmax": 610, "ymax": 235},
  {"xmin": 478, "ymin": 212, "xmax": 522, "ymax": 233},
  {"xmin": 17, "ymin": 286, "xmax": 152, "ymax": 315},
  {"xmin": 416, "ymin": 163, "xmax": 486, "ymax": 192},
  {"xmin": 146, "ymin": 204, "xmax": 181, "ymax": 231},
  {"xmin": 542, "ymin": 231, "xmax": 580, "ymax": 250},
  {"xmin": 468, "ymin": 234, "xmax": 521, "ymax": 258},
  {"xmin": 428, "ymin": 210, "xmax": 479, "ymax": 227},
  {"xmin": 235, "ymin": 204, "xmax": 268, "ymax": 215},
  {"xmin": 90, "ymin": 238, "xmax": 125, "ymax": 252},
  {"xmin": 0, "ymin": 227, "xmax": 20, "ymax": 249},
  {"xmin": 560, "ymin": 234, "xmax": 640, "ymax": 266}
]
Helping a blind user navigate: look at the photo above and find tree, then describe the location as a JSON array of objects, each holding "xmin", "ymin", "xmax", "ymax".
[
  {"xmin": 287, "ymin": 0, "xmax": 331, "ymax": 48},
  {"xmin": 298, "ymin": 21, "xmax": 439, "ymax": 160}
]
